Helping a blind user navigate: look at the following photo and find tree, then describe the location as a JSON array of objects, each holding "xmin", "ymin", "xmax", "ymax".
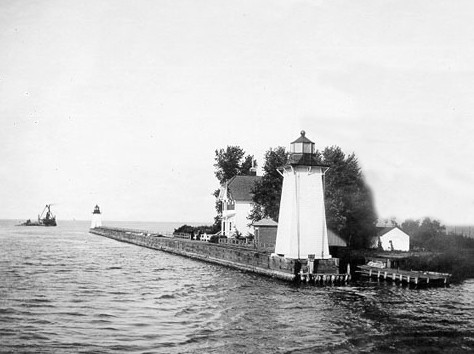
[
  {"xmin": 401, "ymin": 217, "xmax": 446, "ymax": 249},
  {"xmin": 249, "ymin": 147, "xmax": 288, "ymax": 222},
  {"xmin": 214, "ymin": 146, "xmax": 253, "ymax": 184},
  {"xmin": 318, "ymin": 146, "xmax": 377, "ymax": 248},
  {"xmin": 400, "ymin": 219, "xmax": 420, "ymax": 238},
  {"xmin": 213, "ymin": 146, "xmax": 254, "ymax": 226},
  {"xmin": 419, "ymin": 218, "xmax": 446, "ymax": 242}
]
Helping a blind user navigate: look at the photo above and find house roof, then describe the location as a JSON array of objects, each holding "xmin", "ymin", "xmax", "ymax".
[
  {"xmin": 252, "ymin": 217, "xmax": 278, "ymax": 227},
  {"xmin": 227, "ymin": 175, "xmax": 262, "ymax": 202},
  {"xmin": 376, "ymin": 226, "xmax": 409, "ymax": 237}
]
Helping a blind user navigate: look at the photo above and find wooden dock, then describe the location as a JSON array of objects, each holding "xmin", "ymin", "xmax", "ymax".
[{"xmin": 357, "ymin": 265, "xmax": 451, "ymax": 286}]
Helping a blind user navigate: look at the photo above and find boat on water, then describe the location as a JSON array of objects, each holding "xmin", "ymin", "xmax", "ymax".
[{"xmin": 18, "ymin": 204, "xmax": 57, "ymax": 227}]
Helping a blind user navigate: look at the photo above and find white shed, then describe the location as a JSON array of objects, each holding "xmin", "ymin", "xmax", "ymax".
[{"xmin": 373, "ymin": 227, "xmax": 410, "ymax": 251}]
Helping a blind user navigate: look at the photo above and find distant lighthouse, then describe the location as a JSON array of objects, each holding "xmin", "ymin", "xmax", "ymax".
[
  {"xmin": 274, "ymin": 131, "xmax": 331, "ymax": 259},
  {"xmin": 90, "ymin": 205, "xmax": 102, "ymax": 229}
]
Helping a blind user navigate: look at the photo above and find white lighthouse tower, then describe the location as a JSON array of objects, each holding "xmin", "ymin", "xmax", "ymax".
[
  {"xmin": 90, "ymin": 205, "xmax": 102, "ymax": 229},
  {"xmin": 274, "ymin": 131, "xmax": 331, "ymax": 260}
]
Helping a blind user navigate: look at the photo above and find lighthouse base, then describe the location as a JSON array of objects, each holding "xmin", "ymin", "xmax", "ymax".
[
  {"xmin": 310, "ymin": 258, "xmax": 340, "ymax": 274},
  {"xmin": 270, "ymin": 254, "xmax": 340, "ymax": 275},
  {"xmin": 90, "ymin": 215, "xmax": 102, "ymax": 229}
]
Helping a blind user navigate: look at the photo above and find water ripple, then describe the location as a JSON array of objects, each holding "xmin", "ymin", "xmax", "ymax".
[{"xmin": 1, "ymin": 220, "xmax": 473, "ymax": 353}]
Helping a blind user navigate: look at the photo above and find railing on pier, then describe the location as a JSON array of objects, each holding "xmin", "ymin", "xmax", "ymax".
[
  {"xmin": 98, "ymin": 227, "xmax": 195, "ymax": 239},
  {"xmin": 154, "ymin": 231, "xmax": 277, "ymax": 252},
  {"xmin": 218, "ymin": 238, "xmax": 252, "ymax": 246},
  {"xmin": 172, "ymin": 232, "xmax": 191, "ymax": 239},
  {"xmin": 218, "ymin": 238, "xmax": 275, "ymax": 251},
  {"xmin": 94, "ymin": 227, "xmax": 163, "ymax": 237}
]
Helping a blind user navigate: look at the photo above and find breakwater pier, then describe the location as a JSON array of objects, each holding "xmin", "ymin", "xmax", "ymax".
[{"xmin": 89, "ymin": 227, "xmax": 350, "ymax": 285}]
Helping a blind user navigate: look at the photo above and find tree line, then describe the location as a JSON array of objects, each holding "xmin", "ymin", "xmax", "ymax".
[
  {"xmin": 396, "ymin": 217, "xmax": 474, "ymax": 281},
  {"xmin": 175, "ymin": 143, "xmax": 474, "ymax": 257},
  {"xmin": 400, "ymin": 217, "xmax": 474, "ymax": 251}
]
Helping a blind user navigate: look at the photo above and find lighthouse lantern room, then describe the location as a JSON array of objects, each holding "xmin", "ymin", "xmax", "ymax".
[{"xmin": 274, "ymin": 131, "xmax": 331, "ymax": 260}]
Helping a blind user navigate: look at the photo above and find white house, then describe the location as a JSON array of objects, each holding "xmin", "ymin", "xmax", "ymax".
[
  {"xmin": 372, "ymin": 226, "xmax": 410, "ymax": 251},
  {"xmin": 218, "ymin": 174, "xmax": 261, "ymax": 237}
]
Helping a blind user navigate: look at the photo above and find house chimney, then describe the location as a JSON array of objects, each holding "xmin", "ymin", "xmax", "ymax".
[{"xmin": 249, "ymin": 159, "xmax": 257, "ymax": 176}]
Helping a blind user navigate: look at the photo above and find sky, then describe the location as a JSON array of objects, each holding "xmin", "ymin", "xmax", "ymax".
[{"xmin": 1, "ymin": 0, "xmax": 474, "ymax": 225}]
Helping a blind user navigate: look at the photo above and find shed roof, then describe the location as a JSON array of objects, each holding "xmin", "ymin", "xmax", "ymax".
[
  {"xmin": 328, "ymin": 229, "xmax": 347, "ymax": 247},
  {"xmin": 252, "ymin": 217, "xmax": 278, "ymax": 227},
  {"xmin": 227, "ymin": 175, "xmax": 261, "ymax": 202},
  {"xmin": 376, "ymin": 226, "xmax": 408, "ymax": 237}
]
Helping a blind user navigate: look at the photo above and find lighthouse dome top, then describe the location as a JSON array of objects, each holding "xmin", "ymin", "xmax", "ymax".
[
  {"xmin": 290, "ymin": 130, "xmax": 315, "ymax": 154},
  {"xmin": 291, "ymin": 130, "xmax": 313, "ymax": 144}
]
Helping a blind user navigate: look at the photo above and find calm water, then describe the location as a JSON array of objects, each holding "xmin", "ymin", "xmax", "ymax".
[{"xmin": 1, "ymin": 220, "xmax": 473, "ymax": 353}]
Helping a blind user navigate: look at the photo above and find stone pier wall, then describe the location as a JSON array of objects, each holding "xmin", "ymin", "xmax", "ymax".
[{"xmin": 90, "ymin": 227, "xmax": 299, "ymax": 282}]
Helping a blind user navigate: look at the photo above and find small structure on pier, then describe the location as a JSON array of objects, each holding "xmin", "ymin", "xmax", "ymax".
[
  {"xmin": 90, "ymin": 205, "xmax": 102, "ymax": 229},
  {"xmin": 253, "ymin": 217, "xmax": 278, "ymax": 248}
]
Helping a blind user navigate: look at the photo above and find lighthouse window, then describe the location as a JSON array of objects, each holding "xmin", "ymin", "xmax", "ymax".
[
  {"xmin": 303, "ymin": 143, "xmax": 313, "ymax": 154},
  {"xmin": 292, "ymin": 143, "xmax": 303, "ymax": 153}
]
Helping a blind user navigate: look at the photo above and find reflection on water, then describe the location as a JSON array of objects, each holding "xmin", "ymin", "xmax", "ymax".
[{"xmin": 1, "ymin": 220, "xmax": 473, "ymax": 353}]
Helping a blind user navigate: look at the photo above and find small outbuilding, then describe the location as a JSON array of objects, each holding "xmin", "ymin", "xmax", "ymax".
[
  {"xmin": 372, "ymin": 226, "xmax": 410, "ymax": 251},
  {"xmin": 253, "ymin": 217, "xmax": 278, "ymax": 246}
]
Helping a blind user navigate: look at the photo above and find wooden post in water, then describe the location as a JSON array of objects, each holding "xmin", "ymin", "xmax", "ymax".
[{"xmin": 308, "ymin": 254, "xmax": 315, "ymax": 274}]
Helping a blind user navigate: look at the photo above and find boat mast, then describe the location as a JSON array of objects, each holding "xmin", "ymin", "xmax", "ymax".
[{"xmin": 39, "ymin": 204, "xmax": 53, "ymax": 220}]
